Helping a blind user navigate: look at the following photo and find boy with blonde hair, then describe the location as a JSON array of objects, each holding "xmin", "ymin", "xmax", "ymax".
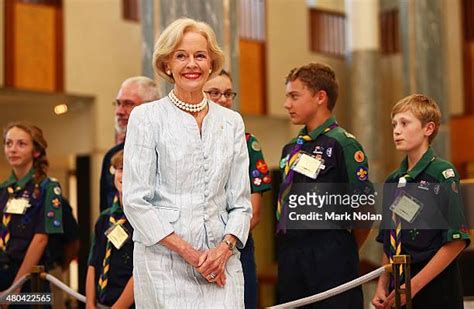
[{"xmin": 372, "ymin": 94, "xmax": 470, "ymax": 308}]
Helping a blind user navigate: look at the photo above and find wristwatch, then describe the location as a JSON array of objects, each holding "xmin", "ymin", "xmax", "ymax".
[{"xmin": 222, "ymin": 239, "xmax": 235, "ymax": 252}]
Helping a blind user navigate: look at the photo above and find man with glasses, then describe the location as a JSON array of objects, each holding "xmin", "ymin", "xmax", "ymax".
[
  {"xmin": 99, "ymin": 76, "xmax": 160, "ymax": 211},
  {"xmin": 204, "ymin": 70, "xmax": 272, "ymax": 309}
]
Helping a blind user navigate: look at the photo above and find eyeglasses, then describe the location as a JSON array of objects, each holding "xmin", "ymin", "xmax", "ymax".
[
  {"xmin": 204, "ymin": 90, "xmax": 237, "ymax": 100},
  {"xmin": 112, "ymin": 100, "xmax": 137, "ymax": 109}
]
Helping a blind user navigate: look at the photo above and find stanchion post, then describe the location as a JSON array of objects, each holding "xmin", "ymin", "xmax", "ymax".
[
  {"xmin": 392, "ymin": 255, "xmax": 412, "ymax": 309},
  {"xmin": 393, "ymin": 258, "xmax": 401, "ymax": 309},
  {"xmin": 405, "ymin": 256, "xmax": 412, "ymax": 309},
  {"xmin": 30, "ymin": 265, "xmax": 45, "ymax": 309}
]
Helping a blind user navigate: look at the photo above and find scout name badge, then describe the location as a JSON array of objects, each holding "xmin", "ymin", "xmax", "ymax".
[
  {"xmin": 290, "ymin": 151, "xmax": 325, "ymax": 179},
  {"xmin": 105, "ymin": 221, "xmax": 129, "ymax": 250},
  {"xmin": 389, "ymin": 192, "xmax": 423, "ymax": 223},
  {"xmin": 4, "ymin": 197, "xmax": 30, "ymax": 215}
]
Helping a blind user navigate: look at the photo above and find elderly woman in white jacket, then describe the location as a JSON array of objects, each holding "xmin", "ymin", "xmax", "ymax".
[{"xmin": 122, "ymin": 18, "xmax": 252, "ymax": 308}]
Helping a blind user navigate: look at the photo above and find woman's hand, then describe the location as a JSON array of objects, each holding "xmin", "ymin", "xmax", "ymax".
[
  {"xmin": 160, "ymin": 232, "xmax": 204, "ymax": 267},
  {"xmin": 181, "ymin": 246, "xmax": 204, "ymax": 268},
  {"xmin": 214, "ymin": 272, "xmax": 227, "ymax": 287},
  {"xmin": 197, "ymin": 243, "xmax": 233, "ymax": 284}
]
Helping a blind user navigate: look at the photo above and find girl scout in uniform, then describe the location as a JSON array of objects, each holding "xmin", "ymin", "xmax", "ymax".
[
  {"xmin": 204, "ymin": 70, "xmax": 272, "ymax": 309},
  {"xmin": 372, "ymin": 94, "xmax": 470, "ymax": 308},
  {"xmin": 0, "ymin": 121, "xmax": 64, "ymax": 294},
  {"xmin": 86, "ymin": 150, "xmax": 134, "ymax": 308}
]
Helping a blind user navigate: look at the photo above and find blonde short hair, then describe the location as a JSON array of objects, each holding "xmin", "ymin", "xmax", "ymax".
[
  {"xmin": 153, "ymin": 18, "xmax": 224, "ymax": 84},
  {"xmin": 391, "ymin": 94, "xmax": 441, "ymax": 143}
]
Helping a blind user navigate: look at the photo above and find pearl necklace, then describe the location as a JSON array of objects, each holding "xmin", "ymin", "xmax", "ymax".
[{"xmin": 168, "ymin": 90, "xmax": 208, "ymax": 113}]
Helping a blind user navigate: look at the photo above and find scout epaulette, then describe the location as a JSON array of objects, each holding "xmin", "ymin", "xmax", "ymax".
[
  {"xmin": 0, "ymin": 175, "xmax": 16, "ymax": 190},
  {"xmin": 325, "ymin": 127, "xmax": 360, "ymax": 149},
  {"xmin": 326, "ymin": 127, "xmax": 371, "ymax": 185},
  {"xmin": 423, "ymin": 157, "xmax": 470, "ymax": 244},
  {"xmin": 41, "ymin": 177, "xmax": 64, "ymax": 234},
  {"xmin": 425, "ymin": 158, "xmax": 460, "ymax": 182}
]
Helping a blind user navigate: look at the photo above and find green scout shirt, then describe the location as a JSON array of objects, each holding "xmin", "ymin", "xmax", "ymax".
[
  {"xmin": 246, "ymin": 133, "xmax": 272, "ymax": 193},
  {"xmin": 278, "ymin": 116, "xmax": 373, "ymax": 236},
  {"xmin": 376, "ymin": 147, "xmax": 470, "ymax": 263},
  {"xmin": 0, "ymin": 169, "xmax": 63, "ymax": 264},
  {"xmin": 280, "ymin": 115, "xmax": 372, "ymax": 188}
]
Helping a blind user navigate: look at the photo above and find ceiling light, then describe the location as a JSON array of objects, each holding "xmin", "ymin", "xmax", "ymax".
[{"xmin": 54, "ymin": 104, "xmax": 68, "ymax": 115}]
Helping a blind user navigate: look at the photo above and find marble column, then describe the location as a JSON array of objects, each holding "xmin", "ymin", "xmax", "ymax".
[
  {"xmin": 345, "ymin": 1, "xmax": 383, "ymax": 307},
  {"xmin": 345, "ymin": 0, "xmax": 384, "ymax": 182},
  {"xmin": 142, "ymin": 0, "xmax": 240, "ymax": 110},
  {"xmin": 141, "ymin": 0, "xmax": 156, "ymax": 80},
  {"xmin": 399, "ymin": 0, "xmax": 449, "ymax": 158}
]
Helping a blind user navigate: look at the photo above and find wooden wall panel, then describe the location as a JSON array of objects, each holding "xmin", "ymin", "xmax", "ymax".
[
  {"xmin": 451, "ymin": 115, "xmax": 474, "ymax": 165},
  {"xmin": 5, "ymin": 1, "xmax": 62, "ymax": 92},
  {"xmin": 463, "ymin": 43, "xmax": 474, "ymax": 115},
  {"xmin": 14, "ymin": 3, "xmax": 57, "ymax": 91},
  {"xmin": 462, "ymin": 0, "xmax": 474, "ymax": 115},
  {"xmin": 309, "ymin": 9, "xmax": 345, "ymax": 58},
  {"xmin": 239, "ymin": 39, "xmax": 266, "ymax": 115}
]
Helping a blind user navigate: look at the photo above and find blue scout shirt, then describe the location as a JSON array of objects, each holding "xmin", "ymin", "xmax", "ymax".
[
  {"xmin": 0, "ymin": 169, "xmax": 64, "ymax": 266},
  {"xmin": 276, "ymin": 116, "xmax": 371, "ymax": 309},
  {"xmin": 377, "ymin": 147, "xmax": 470, "ymax": 263},
  {"xmin": 278, "ymin": 116, "xmax": 373, "ymax": 240},
  {"xmin": 88, "ymin": 197, "xmax": 134, "ymax": 307}
]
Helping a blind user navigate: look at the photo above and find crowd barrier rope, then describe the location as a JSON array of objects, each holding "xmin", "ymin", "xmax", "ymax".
[
  {"xmin": 267, "ymin": 265, "xmax": 392, "ymax": 309},
  {"xmin": 0, "ymin": 269, "xmax": 110, "ymax": 308},
  {"xmin": 0, "ymin": 274, "xmax": 30, "ymax": 298},
  {"xmin": 1, "ymin": 257, "xmax": 411, "ymax": 309}
]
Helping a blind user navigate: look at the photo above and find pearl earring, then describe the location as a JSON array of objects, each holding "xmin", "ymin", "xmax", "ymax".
[
  {"xmin": 166, "ymin": 69, "xmax": 171, "ymax": 75},
  {"xmin": 209, "ymin": 69, "xmax": 212, "ymax": 74}
]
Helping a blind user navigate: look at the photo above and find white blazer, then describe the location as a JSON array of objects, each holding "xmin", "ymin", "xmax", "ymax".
[{"xmin": 123, "ymin": 96, "xmax": 251, "ymax": 308}]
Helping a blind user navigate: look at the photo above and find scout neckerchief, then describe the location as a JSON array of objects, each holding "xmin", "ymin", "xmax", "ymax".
[
  {"xmin": 98, "ymin": 196, "xmax": 127, "ymax": 304},
  {"xmin": 276, "ymin": 116, "xmax": 339, "ymax": 233},
  {"xmin": 389, "ymin": 147, "xmax": 436, "ymax": 288},
  {"xmin": 389, "ymin": 173, "xmax": 410, "ymax": 288},
  {"xmin": 0, "ymin": 169, "xmax": 38, "ymax": 253}
]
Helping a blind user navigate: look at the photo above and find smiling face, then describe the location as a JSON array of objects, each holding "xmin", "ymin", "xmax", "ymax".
[
  {"xmin": 167, "ymin": 31, "xmax": 211, "ymax": 98},
  {"xmin": 392, "ymin": 110, "xmax": 434, "ymax": 154},
  {"xmin": 4, "ymin": 126, "xmax": 36, "ymax": 172},
  {"xmin": 203, "ymin": 75, "xmax": 233, "ymax": 108}
]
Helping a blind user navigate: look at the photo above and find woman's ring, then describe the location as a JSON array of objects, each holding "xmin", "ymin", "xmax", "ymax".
[{"xmin": 208, "ymin": 273, "xmax": 216, "ymax": 280}]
